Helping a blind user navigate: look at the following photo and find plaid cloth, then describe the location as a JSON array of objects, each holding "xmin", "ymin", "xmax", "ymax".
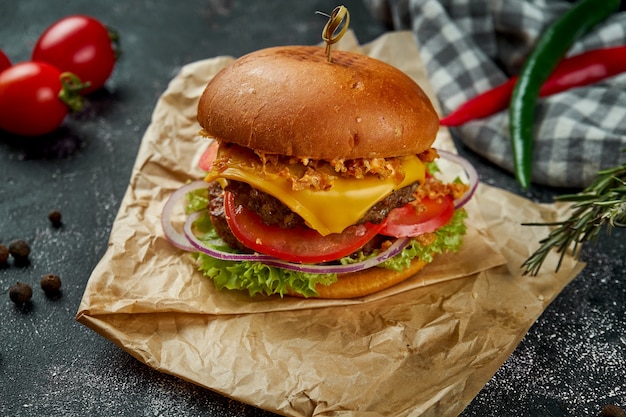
[{"xmin": 363, "ymin": 0, "xmax": 626, "ymax": 188}]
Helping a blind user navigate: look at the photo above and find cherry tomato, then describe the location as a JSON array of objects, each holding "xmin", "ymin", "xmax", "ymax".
[
  {"xmin": 379, "ymin": 196, "xmax": 455, "ymax": 237},
  {"xmin": 32, "ymin": 15, "xmax": 118, "ymax": 94},
  {"xmin": 223, "ymin": 191, "xmax": 386, "ymax": 263},
  {"xmin": 0, "ymin": 49, "xmax": 11, "ymax": 73},
  {"xmin": 0, "ymin": 61, "xmax": 72, "ymax": 136},
  {"xmin": 198, "ymin": 141, "xmax": 219, "ymax": 172}
]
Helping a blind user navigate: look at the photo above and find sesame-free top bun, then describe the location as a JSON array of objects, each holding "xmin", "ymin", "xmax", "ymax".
[{"xmin": 197, "ymin": 46, "xmax": 439, "ymax": 160}]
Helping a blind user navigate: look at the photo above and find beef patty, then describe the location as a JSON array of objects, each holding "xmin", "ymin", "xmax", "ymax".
[
  {"xmin": 208, "ymin": 180, "xmax": 419, "ymax": 255},
  {"xmin": 225, "ymin": 180, "xmax": 419, "ymax": 228}
]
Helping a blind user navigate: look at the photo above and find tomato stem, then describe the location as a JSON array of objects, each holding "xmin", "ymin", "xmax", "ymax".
[
  {"xmin": 106, "ymin": 26, "xmax": 122, "ymax": 60},
  {"xmin": 58, "ymin": 72, "xmax": 88, "ymax": 112}
]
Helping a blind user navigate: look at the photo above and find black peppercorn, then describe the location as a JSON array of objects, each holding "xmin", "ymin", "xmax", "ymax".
[
  {"xmin": 48, "ymin": 210, "xmax": 62, "ymax": 227},
  {"xmin": 40, "ymin": 273, "xmax": 62, "ymax": 294},
  {"xmin": 9, "ymin": 282, "xmax": 33, "ymax": 305},
  {"xmin": 0, "ymin": 244, "xmax": 8, "ymax": 264},
  {"xmin": 8, "ymin": 239, "xmax": 30, "ymax": 261}
]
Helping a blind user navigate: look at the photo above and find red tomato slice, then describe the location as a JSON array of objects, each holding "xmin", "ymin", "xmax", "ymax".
[
  {"xmin": 379, "ymin": 196, "xmax": 454, "ymax": 237},
  {"xmin": 198, "ymin": 141, "xmax": 218, "ymax": 172},
  {"xmin": 223, "ymin": 191, "xmax": 385, "ymax": 263}
]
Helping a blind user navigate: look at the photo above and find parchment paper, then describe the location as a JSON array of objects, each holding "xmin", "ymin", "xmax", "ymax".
[{"xmin": 76, "ymin": 31, "xmax": 584, "ymax": 416}]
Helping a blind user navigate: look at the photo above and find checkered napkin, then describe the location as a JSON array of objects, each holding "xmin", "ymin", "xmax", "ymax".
[{"xmin": 363, "ymin": 0, "xmax": 626, "ymax": 188}]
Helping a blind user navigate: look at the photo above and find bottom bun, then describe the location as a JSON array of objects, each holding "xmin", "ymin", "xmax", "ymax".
[{"xmin": 289, "ymin": 257, "xmax": 430, "ymax": 299}]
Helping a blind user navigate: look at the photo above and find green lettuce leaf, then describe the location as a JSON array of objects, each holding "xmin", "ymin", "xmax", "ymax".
[
  {"xmin": 379, "ymin": 209, "xmax": 467, "ymax": 271},
  {"xmin": 195, "ymin": 254, "xmax": 337, "ymax": 298}
]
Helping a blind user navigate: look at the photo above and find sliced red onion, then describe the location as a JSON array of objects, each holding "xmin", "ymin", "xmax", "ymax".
[
  {"xmin": 161, "ymin": 180, "xmax": 209, "ymax": 252},
  {"xmin": 438, "ymin": 149, "xmax": 479, "ymax": 209},
  {"xmin": 183, "ymin": 210, "xmax": 411, "ymax": 274}
]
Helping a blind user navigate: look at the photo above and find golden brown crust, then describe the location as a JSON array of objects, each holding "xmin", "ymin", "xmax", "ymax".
[
  {"xmin": 197, "ymin": 46, "xmax": 439, "ymax": 160},
  {"xmin": 288, "ymin": 257, "xmax": 430, "ymax": 299}
]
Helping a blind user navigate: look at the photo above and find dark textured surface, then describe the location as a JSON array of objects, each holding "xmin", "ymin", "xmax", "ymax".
[
  {"xmin": 1, "ymin": 1, "xmax": 625, "ymax": 416},
  {"xmin": 454, "ymin": 141, "xmax": 626, "ymax": 417}
]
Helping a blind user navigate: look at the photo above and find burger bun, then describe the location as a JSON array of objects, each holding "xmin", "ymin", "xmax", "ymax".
[{"xmin": 197, "ymin": 46, "xmax": 439, "ymax": 160}]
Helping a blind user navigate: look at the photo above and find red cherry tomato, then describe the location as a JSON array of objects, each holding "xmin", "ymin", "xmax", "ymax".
[
  {"xmin": 223, "ymin": 191, "xmax": 386, "ymax": 263},
  {"xmin": 0, "ymin": 49, "xmax": 11, "ymax": 73},
  {"xmin": 0, "ymin": 61, "xmax": 71, "ymax": 136},
  {"xmin": 198, "ymin": 141, "xmax": 219, "ymax": 172},
  {"xmin": 32, "ymin": 15, "xmax": 118, "ymax": 94},
  {"xmin": 379, "ymin": 196, "xmax": 455, "ymax": 237}
]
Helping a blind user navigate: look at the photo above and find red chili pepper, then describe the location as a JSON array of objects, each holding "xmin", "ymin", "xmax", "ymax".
[{"xmin": 440, "ymin": 45, "xmax": 626, "ymax": 127}]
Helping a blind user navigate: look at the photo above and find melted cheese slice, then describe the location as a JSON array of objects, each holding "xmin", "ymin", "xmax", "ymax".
[{"xmin": 206, "ymin": 146, "xmax": 425, "ymax": 236}]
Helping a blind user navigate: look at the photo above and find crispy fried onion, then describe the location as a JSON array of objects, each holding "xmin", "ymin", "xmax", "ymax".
[
  {"xmin": 212, "ymin": 142, "xmax": 438, "ymax": 192},
  {"xmin": 416, "ymin": 173, "xmax": 470, "ymax": 202},
  {"xmin": 256, "ymin": 147, "xmax": 438, "ymax": 192}
]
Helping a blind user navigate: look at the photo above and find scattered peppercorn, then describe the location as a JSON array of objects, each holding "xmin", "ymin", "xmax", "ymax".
[
  {"xmin": 601, "ymin": 405, "xmax": 626, "ymax": 417},
  {"xmin": 9, "ymin": 282, "xmax": 33, "ymax": 305},
  {"xmin": 0, "ymin": 244, "xmax": 8, "ymax": 264},
  {"xmin": 48, "ymin": 210, "xmax": 62, "ymax": 227},
  {"xmin": 8, "ymin": 239, "xmax": 30, "ymax": 261},
  {"xmin": 40, "ymin": 273, "xmax": 62, "ymax": 295}
]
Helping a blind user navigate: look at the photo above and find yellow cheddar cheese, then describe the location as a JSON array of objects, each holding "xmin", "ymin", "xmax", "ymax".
[{"xmin": 205, "ymin": 146, "xmax": 425, "ymax": 236}]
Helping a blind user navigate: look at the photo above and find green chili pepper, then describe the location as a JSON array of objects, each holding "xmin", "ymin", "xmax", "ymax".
[{"xmin": 509, "ymin": 0, "xmax": 620, "ymax": 189}]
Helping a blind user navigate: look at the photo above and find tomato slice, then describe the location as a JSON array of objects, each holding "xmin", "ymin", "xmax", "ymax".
[
  {"xmin": 223, "ymin": 191, "xmax": 385, "ymax": 263},
  {"xmin": 198, "ymin": 141, "xmax": 219, "ymax": 172},
  {"xmin": 379, "ymin": 196, "xmax": 454, "ymax": 237}
]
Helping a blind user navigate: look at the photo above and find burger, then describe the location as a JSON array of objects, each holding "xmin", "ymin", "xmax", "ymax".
[{"xmin": 164, "ymin": 45, "xmax": 476, "ymax": 299}]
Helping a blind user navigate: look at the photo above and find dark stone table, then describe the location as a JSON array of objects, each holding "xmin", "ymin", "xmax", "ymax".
[{"xmin": 1, "ymin": 1, "xmax": 624, "ymax": 416}]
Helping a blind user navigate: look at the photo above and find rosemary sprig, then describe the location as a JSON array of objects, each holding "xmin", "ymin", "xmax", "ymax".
[{"xmin": 522, "ymin": 154, "xmax": 626, "ymax": 276}]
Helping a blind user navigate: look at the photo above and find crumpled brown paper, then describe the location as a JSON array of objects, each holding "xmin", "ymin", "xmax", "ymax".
[{"xmin": 76, "ymin": 31, "xmax": 584, "ymax": 416}]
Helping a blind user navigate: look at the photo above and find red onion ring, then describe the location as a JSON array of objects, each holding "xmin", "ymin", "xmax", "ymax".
[
  {"xmin": 183, "ymin": 211, "xmax": 411, "ymax": 274},
  {"xmin": 161, "ymin": 180, "xmax": 209, "ymax": 252},
  {"xmin": 438, "ymin": 150, "xmax": 479, "ymax": 209}
]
